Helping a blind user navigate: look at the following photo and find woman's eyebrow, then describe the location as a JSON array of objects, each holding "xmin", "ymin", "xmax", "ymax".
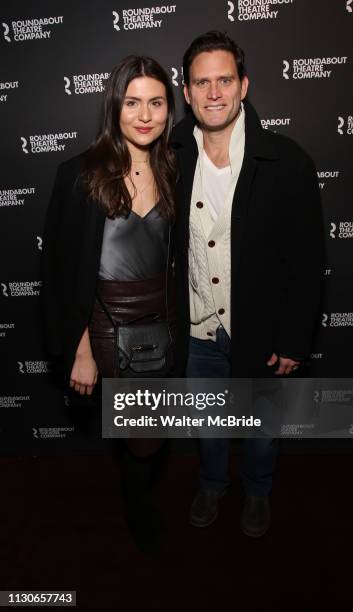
[{"xmin": 124, "ymin": 95, "xmax": 165, "ymax": 101}]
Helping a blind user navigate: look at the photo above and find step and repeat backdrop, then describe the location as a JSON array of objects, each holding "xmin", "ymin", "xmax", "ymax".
[{"xmin": 0, "ymin": 0, "xmax": 352, "ymax": 452}]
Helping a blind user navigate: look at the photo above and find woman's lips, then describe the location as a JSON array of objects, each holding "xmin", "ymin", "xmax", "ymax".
[{"xmin": 135, "ymin": 127, "xmax": 153, "ymax": 133}]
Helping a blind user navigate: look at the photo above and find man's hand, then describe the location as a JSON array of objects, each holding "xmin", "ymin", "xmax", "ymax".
[
  {"xmin": 266, "ymin": 353, "xmax": 300, "ymax": 376},
  {"xmin": 70, "ymin": 354, "xmax": 98, "ymax": 395}
]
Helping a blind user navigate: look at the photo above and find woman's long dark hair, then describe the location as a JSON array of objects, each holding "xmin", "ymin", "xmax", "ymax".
[{"xmin": 81, "ymin": 55, "xmax": 177, "ymax": 219}]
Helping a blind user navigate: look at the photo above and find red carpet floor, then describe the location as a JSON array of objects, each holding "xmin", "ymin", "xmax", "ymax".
[{"xmin": 0, "ymin": 453, "xmax": 351, "ymax": 611}]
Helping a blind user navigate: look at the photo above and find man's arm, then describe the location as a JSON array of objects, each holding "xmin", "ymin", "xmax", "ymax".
[{"xmin": 276, "ymin": 152, "xmax": 325, "ymax": 361}]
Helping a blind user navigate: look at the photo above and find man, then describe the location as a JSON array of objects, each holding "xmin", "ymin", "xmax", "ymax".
[{"xmin": 172, "ymin": 31, "xmax": 324, "ymax": 536}]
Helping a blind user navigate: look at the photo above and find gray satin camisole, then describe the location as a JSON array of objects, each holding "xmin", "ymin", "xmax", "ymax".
[{"xmin": 98, "ymin": 204, "xmax": 169, "ymax": 281}]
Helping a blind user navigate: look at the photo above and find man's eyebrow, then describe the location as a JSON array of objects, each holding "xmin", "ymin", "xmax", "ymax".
[{"xmin": 192, "ymin": 74, "xmax": 235, "ymax": 81}]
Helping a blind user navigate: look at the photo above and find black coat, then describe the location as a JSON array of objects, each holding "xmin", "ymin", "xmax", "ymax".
[
  {"xmin": 41, "ymin": 155, "xmax": 106, "ymax": 376},
  {"xmin": 172, "ymin": 100, "xmax": 325, "ymax": 377}
]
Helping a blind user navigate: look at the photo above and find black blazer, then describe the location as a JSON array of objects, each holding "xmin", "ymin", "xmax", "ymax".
[
  {"xmin": 41, "ymin": 155, "xmax": 106, "ymax": 376},
  {"xmin": 172, "ymin": 100, "xmax": 325, "ymax": 376}
]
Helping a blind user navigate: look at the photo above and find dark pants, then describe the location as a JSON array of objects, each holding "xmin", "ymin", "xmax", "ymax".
[{"xmin": 186, "ymin": 327, "xmax": 279, "ymax": 497}]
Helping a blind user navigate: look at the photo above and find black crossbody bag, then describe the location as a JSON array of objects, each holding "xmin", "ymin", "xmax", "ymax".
[{"xmin": 96, "ymin": 225, "xmax": 172, "ymax": 377}]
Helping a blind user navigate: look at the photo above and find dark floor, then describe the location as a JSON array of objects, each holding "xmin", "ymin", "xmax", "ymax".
[{"xmin": 0, "ymin": 453, "xmax": 352, "ymax": 611}]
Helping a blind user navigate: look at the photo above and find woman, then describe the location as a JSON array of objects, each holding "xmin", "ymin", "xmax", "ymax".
[{"xmin": 41, "ymin": 56, "xmax": 178, "ymax": 551}]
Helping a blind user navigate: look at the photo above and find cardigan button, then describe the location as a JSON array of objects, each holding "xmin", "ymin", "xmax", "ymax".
[
  {"xmin": 218, "ymin": 308, "xmax": 225, "ymax": 315},
  {"xmin": 208, "ymin": 240, "xmax": 215, "ymax": 248},
  {"xmin": 196, "ymin": 201, "xmax": 204, "ymax": 209},
  {"xmin": 212, "ymin": 277, "xmax": 219, "ymax": 284}
]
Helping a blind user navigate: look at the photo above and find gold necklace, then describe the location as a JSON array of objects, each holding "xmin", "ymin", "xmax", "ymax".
[{"xmin": 131, "ymin": 159, "xmax": 149, "ymax": 176}]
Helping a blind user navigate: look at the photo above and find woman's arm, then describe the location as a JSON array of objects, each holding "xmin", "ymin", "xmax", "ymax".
[
  {"xmin": 41, "ymin": 165, "xmax": 66, "ymax": 357},
  {"xmin": 70, "ymin": 327, "xmax": 98, "ymax": 395}
]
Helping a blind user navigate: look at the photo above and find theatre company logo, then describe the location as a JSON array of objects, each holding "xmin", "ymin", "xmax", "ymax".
[
  {"xmin": 2, "ymin": 17, "xmax": 63, "ymax": 42},
  {"xmin": 0, "ymin": 187, "xmax": 35, "ymax": 207},
  {"xmin": 18, "ymin": 361, "xmax": 51, "ymax": 375},
  {"xmin": 0, "ymin": 80, "xmax": 19, "ymax": 103},
  {"xmin": 347, "ymin": 1, "xmax": 353, "ymax": 13},
  {"xmin": 21, "ymin": 132, "xmax": 77, "ymax": 153},
  {"xmin": 0, "ymin": 395, "xmax": 30, "ymax": 408},
  {"xmin": 228, "ymin": 0, "xmax": 294, "ymax": 21},
  {"xmin": 32, "ymin": 426, "xmax": 74, "ymax": 439},
  {"xmin": 171, "ymin": 67, "xmax": 184, "ymax": 87},
  {"xmin": 261, "ymin": 117, "xmax": 291, "ymax": 132},
  {"xmin": 314, "ymin": 389, "xmax": 353, "ymax": 403},
  {"xmin": 1, "ymin": 281, "xmax": 42, "ymax": 297},
  {"xmin": 317, "ymin": 170, "xmax": 340, "ymax": 190},
  {"xmin": 337, "ymin": 115, "xmax": 353, "ymax": 134},
  {"xmin": 0, "ymin": 323, "xmax": 15, "ymax": 338},
  {"xmin": 329, "ymin": 221, "xmax": 353, "ymax": 239},
  {"xmin": 64, "ymin": 73, "xmax": 110, "ymax": 95},
  {"xmin": 322, "ymin": 313, "xmax": 353, "ymax": 327},
  {"xmin": 282, "ymin": 56, "xmax": 348, "ymax": 79},
  {"xmin": 112, "ymin": 5, "xmax": 176, "ymax": 30}
]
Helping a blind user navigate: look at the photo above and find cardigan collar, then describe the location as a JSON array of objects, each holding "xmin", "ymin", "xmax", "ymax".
[{"xmin": 172, "ymin": 98, "xmax": 279, "ymax": 161}]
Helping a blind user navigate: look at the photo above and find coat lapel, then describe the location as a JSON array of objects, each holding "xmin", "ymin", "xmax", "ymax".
[
  {"xmin": 173, "ymin": 115, "xmax": 198, "ymax": 250},
  {"xmin": 177, "ymin": 138, "xmax": 198, "ymax": 214},
  {"xmin": 231, "ymin": 154, "xmax": 257, "ymax": 278},
  {"xmin": 231, "ymin": 100, "xmax": 278, "ymax": 276}
]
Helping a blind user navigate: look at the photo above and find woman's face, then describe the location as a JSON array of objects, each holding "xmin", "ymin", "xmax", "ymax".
[{"xmin": 119, "ymin": 76, "xmax": 168, "ymax": 151}]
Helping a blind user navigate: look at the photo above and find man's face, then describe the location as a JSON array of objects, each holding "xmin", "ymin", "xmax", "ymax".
[{"xmin": 184, "ymin": 50, "xmax": 249, "ymax": 132}]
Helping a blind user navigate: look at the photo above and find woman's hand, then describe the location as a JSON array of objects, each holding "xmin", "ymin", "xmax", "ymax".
[
  {"xmin": 70, "ymin": 327, "xmax": 98, "ymax": 395},
  {"xmin": 70, "ymin": 354, "xmax": 98, "ymax": 395}
]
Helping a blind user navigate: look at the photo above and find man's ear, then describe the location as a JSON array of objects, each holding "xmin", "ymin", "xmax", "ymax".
[
  {"xmin": 183, "ymin": 84, "xmax": 191, "ymax": 105},
  {"xmin": 241, "ymin": 76, "xmax": 249, "ymax": 101}
]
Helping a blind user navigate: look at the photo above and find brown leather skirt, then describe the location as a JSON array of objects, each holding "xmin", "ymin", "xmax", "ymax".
[{"xmin": 89, "ymin": 274, "xmax": 176, "ymax": 378}]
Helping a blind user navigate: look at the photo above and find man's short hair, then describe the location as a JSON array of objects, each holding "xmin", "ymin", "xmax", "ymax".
[{"xmin": 183, "ymin": 30, "xmax": 246, "ymax": 86}]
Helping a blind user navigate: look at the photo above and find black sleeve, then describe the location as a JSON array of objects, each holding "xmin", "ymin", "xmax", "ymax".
[
  {"xmin": 276, "ymin": 155, "xmax": 325, "ymax": 360},
  {"xmin": 40, "ymin": 163, "xmax": 66, "ymax": 358}
]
